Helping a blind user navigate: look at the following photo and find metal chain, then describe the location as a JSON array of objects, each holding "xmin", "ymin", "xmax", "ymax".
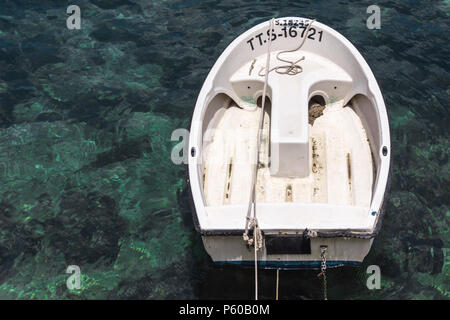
[{"xmin": 319, "ymin": 246, "xmax": 328, "ymax": 300}]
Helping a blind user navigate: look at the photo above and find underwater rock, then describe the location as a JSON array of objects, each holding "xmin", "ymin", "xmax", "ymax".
[
  {"xmin": 35, "ymin": 112, "xmax": 63, "ymax": 122},
  {"xmin": 49, "ymin": 191, "xmax": 126, "ymax": 264},
  {"xmin": 21, "ymin": 34, "xmax": 64, "ymax": 71},
  {"xmin": 90, "ymin": 22, "xmax": 136, "ymax": 43},
  {"xmin": 0, "ymin": 202, "xmax": 20, "ymax": 279},
  {"xmin": 91, "ymin": 138, "xmax": 152, "ymax": 168},
  {"xmin": 91, "ymin": 0, "xmax": 135, "ymax": 10}
]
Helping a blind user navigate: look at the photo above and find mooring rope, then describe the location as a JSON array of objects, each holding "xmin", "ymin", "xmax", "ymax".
[
  {"xmin": 275, "ymin": 269, "xmax": 280, "ymax": 300},
  {"xmin": 243, "ymin": 17, "xmax": 317, "ymax": 301},
  {"xmin": 258, "ymin": 19, "xmax": 315, "ymax": 77},
  {"xmin": 243, "ymin": 17, "xmax": 275, "ymax": 301}
]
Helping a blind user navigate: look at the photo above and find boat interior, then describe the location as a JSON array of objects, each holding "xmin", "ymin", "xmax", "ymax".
[
  {"xmin": 195, "ymin": 50, "xmax": 384, "ymax": 231},
  {"xmin": 202, "ymin": 96, "xmax": 374, "ymax": 206}
]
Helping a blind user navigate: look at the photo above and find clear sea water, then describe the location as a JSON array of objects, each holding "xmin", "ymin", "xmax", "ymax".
[{"xmin": 0, "ymin": 0, "xmax": 448, "ymax": 299}]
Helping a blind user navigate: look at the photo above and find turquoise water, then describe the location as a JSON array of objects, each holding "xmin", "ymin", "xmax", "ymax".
[{"xmin": 0, "ymin": 0, "xmax": 448, "ymax": 299}]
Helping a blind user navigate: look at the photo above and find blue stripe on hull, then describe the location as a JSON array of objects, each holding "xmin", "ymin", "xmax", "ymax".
[{"xmin": 216, "ymin": 260, "xmax": 361, "ymax": 269}]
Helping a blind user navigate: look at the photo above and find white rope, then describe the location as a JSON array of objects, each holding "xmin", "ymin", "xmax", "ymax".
[
  {"xmin": 243, "ymin": 17, "xmax": 275, "ymax": 301},
  {"xmin": 258, "ymin": 20, "xmax": 315, "ymax": 76},
  {"xmin": 275, "ymin": 269, "xmax": 280, "ymax": 300},
  {"xmin": 243, "ymin": 17, "xmax": 315, "ymax": 301},
  {"xmin": 253, "ymin": 224, "xmax": 258, "ymax": 300},
  {"xmin": 243, "ymin": 17, "xmax": 274, "ymax": 240}
]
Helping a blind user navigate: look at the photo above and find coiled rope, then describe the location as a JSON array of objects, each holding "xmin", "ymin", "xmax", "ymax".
[{"xmin": 258, "ymin": 19, "xmax": 315, "ymax": 76}]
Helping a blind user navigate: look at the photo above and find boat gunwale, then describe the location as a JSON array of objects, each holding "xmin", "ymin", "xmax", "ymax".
[{"xmin": 185, "ymin": 153, "xmax": 392, "ymax": 239}]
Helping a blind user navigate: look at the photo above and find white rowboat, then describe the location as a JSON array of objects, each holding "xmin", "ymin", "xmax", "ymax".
[{"xmin": 187, "ymin": 17, "xmax": 391, "ymax": 269}]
